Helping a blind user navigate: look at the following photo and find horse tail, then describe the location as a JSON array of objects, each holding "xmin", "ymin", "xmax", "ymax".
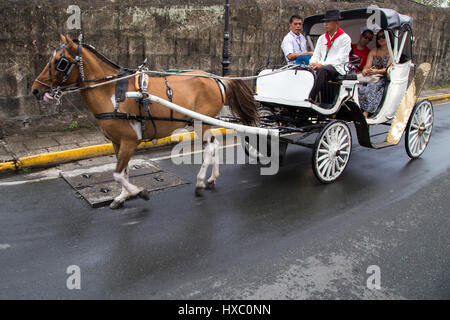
[{"xmin": 224, "ymin": 79, "xmax": 259, "ymax": 126}]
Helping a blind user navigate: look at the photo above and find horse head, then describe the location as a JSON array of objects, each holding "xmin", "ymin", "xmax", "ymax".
[{"xmin": 31, "ymin": 34, "xmax": 82, "ymax": 103}]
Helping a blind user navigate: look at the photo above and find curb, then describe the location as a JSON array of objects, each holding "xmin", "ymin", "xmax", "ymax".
[
  {"xmin": 0, "ymin": 128, "xmax": 233, "ymax": 173},
  {"xmin": 418, "ymin": 93, "xmax": 450, "ymax": 104}
]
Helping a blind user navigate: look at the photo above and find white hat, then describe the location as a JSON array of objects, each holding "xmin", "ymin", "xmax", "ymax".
[{"xmin": 360, "ymin": 25, "xmax": 380, "ymax": 34}]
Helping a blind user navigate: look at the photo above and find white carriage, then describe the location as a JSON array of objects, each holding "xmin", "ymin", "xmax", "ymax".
[{"xmin": 247, "ymin": 8, "xmax": 434, "ymax": 183}]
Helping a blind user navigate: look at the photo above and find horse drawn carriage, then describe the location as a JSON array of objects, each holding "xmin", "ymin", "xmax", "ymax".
[
  {"xmin": 31, "ymin": 8, "xmax": 433, "ymax": 208},
  {"xmin": 244, "ymin": 7, "xmax": 433, "ymax": 183}
]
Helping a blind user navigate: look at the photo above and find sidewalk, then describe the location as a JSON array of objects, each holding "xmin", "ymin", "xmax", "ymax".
[
  {"xmin": 0, "ymin": 88, "xmax": 449, "ymax": 170},
  {"xmin": 0, "ymin": 128, "xmax": 110, "ymax": 163}
]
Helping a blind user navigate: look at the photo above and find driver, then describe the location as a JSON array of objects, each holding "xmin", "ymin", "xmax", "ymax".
[
  {"xmin": 308, "ymin": 9, "xmax": 351, "ymax": 105},
  {"xmin": 281, "ymin": 15, "xmax": 313, "ymax": 65}
]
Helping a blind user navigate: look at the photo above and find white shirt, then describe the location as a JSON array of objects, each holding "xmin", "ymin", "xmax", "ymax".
[
  {"xmin": 281, "ymin": 31, "xmax": 308, "ymax": 65},
  {"xmin": 310, "ymin": 31, "xmax": 352, "ymax": 75}
]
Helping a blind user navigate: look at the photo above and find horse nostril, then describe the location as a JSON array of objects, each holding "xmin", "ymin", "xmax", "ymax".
[{"xmin": 32, "ymin": 89, "xmax": 40, "ymax": 98}]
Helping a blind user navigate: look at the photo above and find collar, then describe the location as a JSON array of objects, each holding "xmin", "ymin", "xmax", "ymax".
[
  {"xmin": 289, "ymin": 31, "xmax": 302, "ymax": 39},
  {"xmin": 325, "ymin": 27, "xmax": 344, "ymax": 49}
]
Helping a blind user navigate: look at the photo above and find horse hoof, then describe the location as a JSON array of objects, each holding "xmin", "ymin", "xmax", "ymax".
[
  {"xmin": 110, "ymin": 200, "xmax": 124, "ymax": 210},
  {"xmin": 205, "ymin": 181, "xmax": 215, "ymax": 190},
  {"xmin": 138, "ymin": 189, "xmax": 150, "ymax": 201},
  {"xmin": 195, "ymin": 187, "xmax": 204, "ymax": 197}
]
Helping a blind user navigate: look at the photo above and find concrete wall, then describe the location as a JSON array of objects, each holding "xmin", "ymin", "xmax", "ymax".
[{"xmin": 0, "ymin": 0, "xmax": 448, "ymax": 135}]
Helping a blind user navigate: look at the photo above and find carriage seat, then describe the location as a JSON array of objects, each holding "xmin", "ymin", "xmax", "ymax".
[
  {"xmin": 335, "ymin": 72, "xmax": 357, "ymax": 81},
  {"xmin": 254, "ymin": 68, "xmax": 315, "ymax": 107}
]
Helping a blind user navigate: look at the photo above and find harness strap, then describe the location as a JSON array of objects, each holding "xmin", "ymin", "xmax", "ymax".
[
  {"xmin": 94, "ymin": 112, "xmax": 193, "ymax": 125},
  {"xmin": 164, "ymin": 77, "xmax": 174, "ymax": 120},
  {"xmin": 215, "ymin": 78, "xmax": 226, "ymax": 104}
]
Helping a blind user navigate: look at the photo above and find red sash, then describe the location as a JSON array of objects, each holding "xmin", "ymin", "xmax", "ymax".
[{"xmin": 325, "ymin": 28, "xmax": 344, "ymax": 49}]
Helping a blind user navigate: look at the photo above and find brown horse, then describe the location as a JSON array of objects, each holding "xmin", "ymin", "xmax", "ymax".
[{"xmin": 31, "ymin": 34, "xmax": 258, "ymax": 209}]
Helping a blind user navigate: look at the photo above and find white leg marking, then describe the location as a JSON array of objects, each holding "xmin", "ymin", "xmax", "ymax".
[
  {"xmin": 196, "ymin": 142, "xmax": 214, "ymax": 189},
  {"xmin": 207, "ymin": 138, "xmax": 220, "ymax": 184},
  {"xmin": 129, "ymin": 121, "xmax": 142, "ymax": 140},
  {"xmin": 113, "ymin": 168, "xmax": 142, "ymax": 196},
  {"xmin": 113, "ymin": 167, "xmax": 131, "ymax": 203}
]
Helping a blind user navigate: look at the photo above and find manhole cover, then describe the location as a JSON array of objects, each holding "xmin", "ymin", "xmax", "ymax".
[{"xmin": 62, "ymin": 162, "xmax": 189, "ymax": 208}]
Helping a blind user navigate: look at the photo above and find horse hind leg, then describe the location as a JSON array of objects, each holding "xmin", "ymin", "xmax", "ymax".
[
  {"xmin": 206, "ymin": 136, "xmax": 220, "ymax": 190},
  {"xmin": 195, "ymin": 138, "xmax": 215, "ymax": 197}
]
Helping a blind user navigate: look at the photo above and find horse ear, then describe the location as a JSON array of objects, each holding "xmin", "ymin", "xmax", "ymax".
[
  {"xmin": 60, "ymin": 34, "xmax": 67, "ymax": 43},
  {"xmin": 64, "ymin": 34, "xmax": 77, "ymax": 51}
]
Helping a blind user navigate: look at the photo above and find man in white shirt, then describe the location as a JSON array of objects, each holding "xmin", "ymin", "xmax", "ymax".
[
  {"xmin": 308, "ymin": 10, "xmax": 352, "ymax": 105},
  {"xmin": 281, "ymin": 15, "xmax": 313, "ymax": 65}
]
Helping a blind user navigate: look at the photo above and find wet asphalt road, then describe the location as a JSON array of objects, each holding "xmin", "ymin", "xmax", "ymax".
[{"xmin": 0, "ymin": 103, "xmax": 449, "ymax": 300}]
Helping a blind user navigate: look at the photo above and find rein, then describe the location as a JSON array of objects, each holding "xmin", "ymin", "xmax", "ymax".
[{"xmin": 35, "ymin": 38, "xmax": 301, "ymax": 138}]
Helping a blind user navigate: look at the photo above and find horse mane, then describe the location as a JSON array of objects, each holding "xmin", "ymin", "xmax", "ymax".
[{"xmin": 73, "ymin": 39, "xmax": 134, "ymax": 71}]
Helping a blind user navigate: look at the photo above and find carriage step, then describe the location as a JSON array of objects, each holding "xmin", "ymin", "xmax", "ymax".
[{"xmin": 371, "ymin": 141, "xmax": 395, "ymax": 149}]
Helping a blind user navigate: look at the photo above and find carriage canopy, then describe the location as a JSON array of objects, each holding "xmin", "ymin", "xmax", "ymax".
[{"xmin": 303, "ymin": 8, "xmax": 413, "ymax": 36}]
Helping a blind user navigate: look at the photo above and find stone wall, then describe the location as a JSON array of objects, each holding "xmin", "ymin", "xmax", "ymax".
[{"xmin": 0, "ymin": 0, "xmax": 448, "ymax": 135}]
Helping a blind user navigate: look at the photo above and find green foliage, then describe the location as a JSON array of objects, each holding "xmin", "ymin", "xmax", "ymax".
[
  {"xmin": 69, "ymin": 120, "xmax": 78, "ymax": 130},
  {"xmin": 411, "ymin": 0, "xmax": 448, "ymax": 7}
]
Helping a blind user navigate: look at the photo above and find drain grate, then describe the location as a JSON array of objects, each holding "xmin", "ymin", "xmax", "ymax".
[{"xmin": 62, "ymin": 163, "xmax": 189, "ymax": 208}]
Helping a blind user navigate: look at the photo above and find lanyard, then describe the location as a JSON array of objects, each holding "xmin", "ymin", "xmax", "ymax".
[
  {"xmin": 324, "ymin": 41, "xmax": 334, "ymax": 62},
  {"xmin": 292, "ymin": 33, "xmax": 304, "ymax": 52}
]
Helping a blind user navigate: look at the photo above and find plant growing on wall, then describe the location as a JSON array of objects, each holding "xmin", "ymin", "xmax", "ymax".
[{"xmin": 411, "ymin": 0, "xmax": 448, "ymax": 7}]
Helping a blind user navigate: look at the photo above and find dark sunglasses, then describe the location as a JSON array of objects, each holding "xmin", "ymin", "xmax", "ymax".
[
  {"xmin": 363, "ymin": 34, "xmax": 373, "ymax": 41},
  {"xmin": 377, "ymin": 34, "xmax": 386, "ymax": 40}
]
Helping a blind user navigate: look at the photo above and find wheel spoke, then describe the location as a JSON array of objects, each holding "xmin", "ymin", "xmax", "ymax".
[
  {"xmin": 417, "ymin": 136, "xmax": 424, "ymax": 153},
  {"xmin": 331, "ymin": 160, "xmax": 336, "ymax": 177},
  {"xmin": 409, "ymin": 132, "xmax": 419, "ymax": 145},
  {"xmin": 337, "ymin": 155, "xmax": 346, "ymax": 164},
  {"xmin": 412, "ymin": 136, "xmax": 421, "ymax": 154},
  {"xmin": 320, "ymin": 160, "xmax": 331, "ymax": 176},
  {"xmin": 325, "ymin": 161, "xmax": 332, "ymax": 178},
  {"xmin": 339, "ymin": 134, "xmax": 348, "ymax": 146},
  {"xmin": 320, "ymin": 140, "xmax": 330, "ymax": 149},
  {"xmin": 340, "ymin": 142, "xmax": 349, "ymax": 150},
  {"xmin": 318, "ymin": 158, "xmax": 330, "ymax": 172},
  {"xmin": 337, "ymin": 127, "xmax": 345, "ymax": 141}
]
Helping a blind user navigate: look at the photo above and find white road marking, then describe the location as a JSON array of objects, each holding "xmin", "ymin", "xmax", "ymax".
[
  {"xmin": 0, "ymin": 244, "xmax": 11, "ymax": 250},
  {"xmin": 0, "ymin": 143, "xmax": 240, "ymax": 186},
  {"xmin": 150, "ymin": 142, "xmax": 239, "ymax": 162}
]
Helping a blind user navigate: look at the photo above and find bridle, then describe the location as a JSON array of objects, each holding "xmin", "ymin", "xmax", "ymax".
[{"xmin": 34, "ymin": 36, "xmax": 86, "ymax": 103}]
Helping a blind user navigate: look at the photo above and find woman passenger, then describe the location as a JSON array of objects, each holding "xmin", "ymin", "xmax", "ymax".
[{"xmin": 358, "ymin": 29, "xmax": 392, "ymax": 118}]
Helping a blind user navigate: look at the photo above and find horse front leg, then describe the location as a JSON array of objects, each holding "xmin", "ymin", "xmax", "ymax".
[
  {"xmin": 109, "ymin": 142, "xmax": 130, "ymax": 208},
  {"xmin": 110, "ymin": 141, "xmax": 149, "ymax": 209}
]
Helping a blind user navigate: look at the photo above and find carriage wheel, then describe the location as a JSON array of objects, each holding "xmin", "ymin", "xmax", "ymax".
[
  {"xmin": 405, "ymin": 99, "xmax": 434, "ymax": 159},
  {"xmin": 312, "ymin": 121, "xmax": 352, "ymax": 184}
]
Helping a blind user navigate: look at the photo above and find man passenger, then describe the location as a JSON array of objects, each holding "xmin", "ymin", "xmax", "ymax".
[
  {"xmin": 350, "ymin": 27, "xmax": 374, "ymax": 72},
  {"xmin": 281, "ymin": 15, "xmax": 313, "ymax": 65},
  {"xmin": 308, "ymin": 9, "xmax": 352, "ymax": 105}
]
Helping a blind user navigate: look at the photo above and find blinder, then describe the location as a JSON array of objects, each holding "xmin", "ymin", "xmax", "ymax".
[{"xmin": 55, "ymin": 56, "xmax": 71, "ymax": 73}]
